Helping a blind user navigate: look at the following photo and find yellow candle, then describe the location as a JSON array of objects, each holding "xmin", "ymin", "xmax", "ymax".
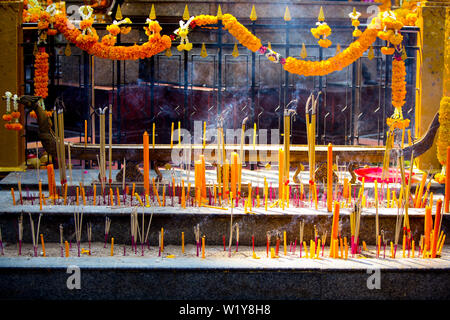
[
  {"xmin": 109, "ymin": 188, "xmax": 113, "ymax": 206},
  {"xmin": 135, "ymin": 193, "xmax": 144, "ymax": 207},
  {"xmin": 182, "ymin": 232, "xmax": 185, "ymax": 253},
  {"xmin": 203, "ymin": 121, "xmax": 206, "ymax": 149},
  {"xmin": 230, "ymin": 152, "xmax": 237, "ymax": 197},
  {"xmin": 310, "ymin": 239, "xmax": 314, "ymax": 259},
  {"xmin": 170, "ymin": 122, "xmax": 174, "ymax": 148},
  {"xmin": 283, "ymin": 231, "xmax": 287, "ymax": 256},
  {"xmin": 253, "ymin": 123, "xmax": 256, "ymax": 149},
  {"xmin": 152, "ymin": 123, "xmax": 155, "ymax": 148},
  {"xmin": 317, "ymin": 239, "xmax": 321, "ymax": 258},
  {"xmin": 162, "ymin": 185, "xmax": 166, "ymax": 206},
  {"xmin": 178, "ymin": 121, "xmax": 181, "ymax": 146},
  {"xmin": 111, "ymin": 237, "xmax": 114, "ymax": 256},
  {"xmin": 343, "ymin": 177, "xmax": 349, "ymax": 199},
  {"xmin": 390, "ymin": 241, "xmax": 394, "ymax": 258},
  {"xmin": 76, "ymin": 187, "xmax": 79, "ymax": 206},
  {"xmin": 303, "ymin": 241, "xmax": 308, "ymax": 258},
  {"xmin": 411, "ymin": 240, "xmax": 415, "ymax": 258},
  {"xmin": 327, "ymin": 143, "xmax": 333, "ymax": 212}
]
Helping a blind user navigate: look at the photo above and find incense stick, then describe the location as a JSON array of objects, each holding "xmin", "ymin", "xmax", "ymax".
[
  {"xmin": 28, "ymin": 212, "xmax": 42, "ymax": 257},
  {"xmin": 104, "ymin": 216, "xmax": 111, "ymax": 248},
  {"xmin": 74, "ymin": 208, "xmax": 83, "ymax": 257},
  {"xmin": 18, "ymin": 214, "xmax": 23, "ymax": 255}
]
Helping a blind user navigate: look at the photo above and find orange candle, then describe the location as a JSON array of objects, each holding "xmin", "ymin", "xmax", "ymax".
[
  {"xmin": 330, "ymin": 201, "xmax": 340, "ymax": 257},
  {"xmin": 40, "ymin": 234, "xmax": 46, "ymax": 257},
  {"xmin": 84, "ymin": 119, "xmax": 88, "ymax": 147},
  {"xmin": 415, "ymin": 173, "xmax": 427, "ymax": 208},
  {"xmin": 64, "ymin": 183, "xmax": 68, "ymax": 205},
  {"xmin": 11, "ymin": 188, "xmax": 15, "ymax": 205},
  {"xmin": 182, "ymin": 232, "xmax": 185, "ymax": 253},
  {"xmin": 424, "ymin": 206, "xmax": 432, "ymax": 249},
  {"xmin": 110, "ymin": 237, "xmax": 114, "ymax": 256},
  {"xmin": 162, "ymin": 185, "xmax": 166, "ymax": 206},
  {"xmin": 181, "ymin": 179, "xmax": 186, "ymax": 208},
  {"xmin": 161, "ymin": 227, "xmax": 164, "ymax": 252},
  {"xmin": 230, "ymin": 152, "xmax": 237, "ymax": 197},
  {"xmin": 76, "ymin": 187, "xmax": 79, "ymax": 206},
  {"xmin": 431, "ymin": 199, "xmax": 443, "ymax": 258},
  {"xmin": 202, "ymin": 236, "xmax": 205, "ymax": 259},
  {"xmin": 445, "ymin": 146, "xmax": 450, "ymax": 213},
  {"xmin": 278, "ymin": 148, "xmax": 284, "ymax": 201},
  {"xmin": 65, "ymin": 241, "xmax": 69, "ymax": 257},
  {"xmin": 152, "ymin": 123, "xmax": 155, "ymax": 149},
  {"xmin": 92, "ymin": 184, "xmax": 96, "ymax": 206},
  {"xmin": 116, "ymin": 187, "xmax": 121, "ymax": 206},
  {"xmin": 143, "ymin": 131, "xmax": 150, "ymax": 196},
  {"xmin": 152, "ymin": 178, "xmax": 161, "ymax": 206},
  {"xmin": 223, "ymin": 159, "xmax": 229, "ymax": 201},
  {"xmin": 200, "ymin": 155, "xmax": 206, "ymax": 199},
  {"xmin": 109, "ymin": 188, "xmax": 113, "ymax": 206},
  {"xmin": 327, "ymin": 143, "xmax": 333, "ymax": 212}
]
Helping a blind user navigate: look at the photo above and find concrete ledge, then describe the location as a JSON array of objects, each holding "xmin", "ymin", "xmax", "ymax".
[{"xmin": 0, "ymin": 256, "xmax": 449, "ymax": 300}]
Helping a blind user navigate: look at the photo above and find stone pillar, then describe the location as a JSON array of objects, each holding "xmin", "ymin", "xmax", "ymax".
[
  {"xmin": 0, "ymin": 1, "xmax": 24, "ymax": 170},
  {"xmin": 415, "ymin": 1, "xmax": 450, "ymax": 170}
]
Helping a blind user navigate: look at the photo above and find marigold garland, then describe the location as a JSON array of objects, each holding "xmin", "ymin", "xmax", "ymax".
[
  {"xmin": 391, "ymin": 59, "xmax": 406, "ymax": 109},
  {"xmin": 34, "ymin": 48, "xmax": 49, "ymax": 99},
  {"xmin": 53, "ymin": 14, "xmax": 172, "ymax": 60}
]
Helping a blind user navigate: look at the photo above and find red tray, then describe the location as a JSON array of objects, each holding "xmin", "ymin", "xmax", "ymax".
[{"xmin": 354, "ymin": 167, "xmax": 414, "ymax": 184}]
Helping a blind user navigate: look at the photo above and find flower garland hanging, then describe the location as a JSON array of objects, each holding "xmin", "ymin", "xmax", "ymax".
[
  {"xmin": 311, "ymin": 7, "xmax": 332, "ymax": 48},
  {"xmin": 386, "ymin": 57, "xmax": 409, "ymax": 130},
  {"xmin": 34, "ymin": 47, "xmax": 49, "ymax": 99},
  {"xmin": 379, "ymin": 11, "xmax": 404, "ymax": 56},
  {"xmin": 349, "ymin": 8, "xmax": 362, "ymax": 38},
  {"xmin": 2, "ymin": 92, "xmax": 23, "ymax": 131}
]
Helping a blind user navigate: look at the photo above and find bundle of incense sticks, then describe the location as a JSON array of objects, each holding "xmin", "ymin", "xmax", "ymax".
[
  {"xmin": 98, "ymin": 107, "xmax": 108, "ymax": 195},
  {"xmin": 59, "ymin": 224, "xmax": 64, "ymax": 257},
  {"xmin": 87, "ymin": 223, "xmax": 92, "ymax": 254},
  {"xmin": 130, "ymin": 208, "xmax": 142, "ymax": 254},
  {"xmin": 18, "ymin": 214, "xmax": 23, "ymax": 255},
  {"xmin": 104, "ymin": 216, "xmax": 111, "ymax": 248},
  {"xmin": 58, "ymin": 109, "xmax": 67, "ymax": 185},
  {"xmin": 74, "ymin": 209, "xmax": 83, "ymax": 257},
  {"xmin": 29, "ymin": 213, "xmax": 42, "ymax": 257},
  {"xmin": 194, "ymin": 224, "xmax": 200, "ymax": 257},
  {"xmin": 144, "ymin": 209, "xmax": 153, "ymax": 250}
]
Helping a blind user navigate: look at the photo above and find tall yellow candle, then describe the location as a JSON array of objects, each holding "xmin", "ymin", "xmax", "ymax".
[
  {"xmin": 170, "ymin": 122, "xmax": 174, "ymax": 148},
  {"xmin": 283, "ymin": 231, "xmax": 287, "ymax": 256},
  {"xmin": 143, "ymin": 131, "xmax": 150, "ymax": 196},
  {"xmin": 327, "ymin": 143, "xmax": 333, "ymax": 212},
  {"xmin": 203, "ymin": 121, "xmax": 206, "ymax": 149},
  {"xmin": 230, "ymin": 152, "xmax": 237, "ymax": 197},
  {"xmin": 178, "ymin": 121, "xmax": 181, "ymax": 146},
  {"xmin": 116, "ymin": 187, "xmax": 121, "ymax": 206}
]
